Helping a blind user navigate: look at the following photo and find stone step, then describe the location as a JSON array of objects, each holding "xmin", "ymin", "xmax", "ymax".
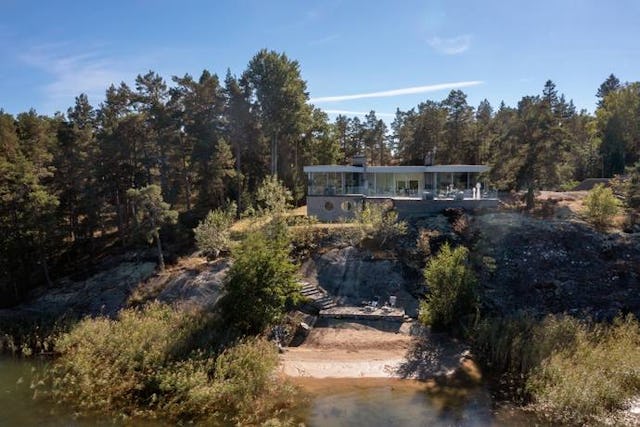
[{"xmin": 298, "ymin": 282, "xmax": 339, "ymax": 312}]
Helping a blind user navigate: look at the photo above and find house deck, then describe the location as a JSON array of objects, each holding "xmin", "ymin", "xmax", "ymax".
[{"xmin": 303, "ymin": 162, "xmax": 498, "ymax": 221}]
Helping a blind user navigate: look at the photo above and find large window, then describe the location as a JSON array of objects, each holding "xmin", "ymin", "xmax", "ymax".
[
  {"xmin": 308, "ymin": 172, "xmax": 344, "ymax": 195},
  {"xmin": 373, "ymin": 174, "xmax": 394, "ymax": 196},
  {"xmin": 394, "ymin": 173, "xmax": 422, "ymax": 196}
]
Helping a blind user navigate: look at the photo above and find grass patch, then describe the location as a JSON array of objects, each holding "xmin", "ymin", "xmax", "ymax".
[
  {"xmin": 38, "ymin": 302, "xmax": 299, "ymax": 424},
  {"xmin": 0, "ymin": 313, "xmax": 73, "ymax": 356},
  {"xmin": 528, "ymin": 315, "xmax": 640, "ymax": 424},
  {"xmin": 473, "ymin": 313, "xmax": 640, "ymax": 424}
]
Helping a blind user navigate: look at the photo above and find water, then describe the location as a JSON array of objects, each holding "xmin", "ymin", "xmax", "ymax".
[
  {"xmin": 0, "ymin": 357, "xmax": 539, "ymax": 426},
  {"xmin": 295, "ymin": 378, "xmax": 538, "ymax": 427},
  {"xmin": 0, "ymin": 357, "xmax": 161, "ymax": 427}
]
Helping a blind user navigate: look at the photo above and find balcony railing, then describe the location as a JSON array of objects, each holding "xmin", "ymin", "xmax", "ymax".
[{"xmin": 308, "ymin": 186, "xmax": 499, "ymax": 200}]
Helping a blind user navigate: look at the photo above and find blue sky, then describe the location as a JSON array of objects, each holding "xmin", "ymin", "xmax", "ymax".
[{"xmin": 1, "ymin": 0, "xmax": 639, "ymax": 120}]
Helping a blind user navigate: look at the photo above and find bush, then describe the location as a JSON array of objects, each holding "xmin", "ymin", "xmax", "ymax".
[
  {"xmin": 356, "ymin": 202, "xmax": 407, "ymax": 247},
  {"xmin": 290, "ymin": 224, "xmax": 329, "ymax": 261},
  {"xmin": 583, "ymin": 183, "xmax": 620, "ymax": 229},
  {"xmin": 416, "ymin": 228, "xmax": 440, "ymax": 259},
  {"xmin": 419, "ymin": 243, "xmax": 477, "ymax": 331},
  {"xmin": 41, "ymin": 303, "xmax": 298, "ymax": 424},
  {"xmin": 473, "ymin": 314, "xmax": 581, "ymax": 380},
  {"xmin": 624, "ymin": 162, "xmax": 640, "ymax": 227},
  {"xmin": 212, "ymin": 337, "xmax": 298, "ymax": 423},
  {"xmin": 473, "ymin": 313, "xmax": 640, "ymax": 424},
  {"xmin": 528, "ymin": 315, "xmax": 640, "ymax": 424},
  {"xmin": 193, "ymin": 203, "xmax": 236, "ymax": 258},
  {"xmin": 218, "ymin": 221, "xmax": 301, "ymax": 335},
  {"xmin": 255, "ymin": 175, "xmax": 293, "ymax": 216},
  {"xmin": 559, "ymin": 180, "xmax": 579, "ymax": 192}
]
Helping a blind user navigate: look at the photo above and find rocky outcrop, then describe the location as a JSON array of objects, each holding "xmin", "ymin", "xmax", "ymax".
[
  {"xmin": 472, "ymin": 213, "xmax": 640, "ymax": 320},
  {"xmin": 300, "ymin": 246, "xmax": 420, "ymax": 317},
  {"xmin": 0, "ymin": 255, "xmax": 230, "ymax": 321},
  {"xmin": 0, "ymin": 261, "xmax": 157, "ymax": 320}
]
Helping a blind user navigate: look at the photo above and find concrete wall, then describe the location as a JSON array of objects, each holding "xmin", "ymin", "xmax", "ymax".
[
  {"xmin": 307, "ymin": 195, "xmax": 364, "ymax": 222},
  {"xmin": 393, "ymin": 199, "xmax": 499, "ymax": 218},
  {"xmin": 308, "ymin": 195, "xmax": 499, "ymax": 222}
]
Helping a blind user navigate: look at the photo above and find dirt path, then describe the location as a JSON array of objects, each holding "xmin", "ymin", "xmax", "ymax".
[{"xmin": 280, "ymin": 321, "xmax": 467, "ymax": 379}]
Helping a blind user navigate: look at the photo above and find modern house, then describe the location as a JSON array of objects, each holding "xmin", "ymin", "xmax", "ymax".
[{"xmin": 304, "ymin": 156, "xmax": 498, "ymax": 221}]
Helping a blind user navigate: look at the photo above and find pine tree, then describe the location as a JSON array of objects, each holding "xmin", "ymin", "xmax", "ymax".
[
  {"xmin": 127, "ymin": 185, "xmax": 178, "ymax": 271},
  {"xmin": 55, "ymin": 94, "xmax": 98, "ymax": 241},
  {"xmin": 242, "ymin": 49, "xmax": 312, "ymax": 195},
  {"xmin": 596, "ymin": 74, "xmax": 621, "ymax": 107},
  {"xmin": 442, "ymin": 90, "xmax": 475, "ymax": 163}
]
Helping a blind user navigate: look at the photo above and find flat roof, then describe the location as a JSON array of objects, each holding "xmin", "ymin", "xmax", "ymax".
[
  {"xmin": 425, "ymin": 164, "xmax": 490, "ymax": 173},
  {"xmin": 367, "ymin": 166, "xmax": 426, "ymax": 173},
  {"xmin": 303, "ymin": 165, "xmax": 363, "ymax": 173},
  {"xmin": 304, "ymin": 164, "xmax": 490, "ymax": 173}
]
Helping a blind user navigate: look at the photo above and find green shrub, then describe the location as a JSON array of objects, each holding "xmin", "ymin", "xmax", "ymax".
[
  {"xmin": 256, "ymin": 175, "xmax": 293, "ymax": 216},
  {"xmin": 46, "ymin": 303, "xmax": 201, "ymax": 413},
  {"xmin": 559, "ymin": 180, "xmax": 580, "ymax": 191},
  {"xmin": 0, "ymin": 314, "xmax": 71, "ymax": 355},
  {"xmin": 290, "ymin": 224, "xmax": 329, "ymax": 261},
  {"xmin": 473, "ymin": 313, "xmax": 640, "ymax": 424},
  {"xmin": 218, "ymin": 222, "xmax": 301, "ymax": 335},
  {"xmin": 212, "ymin": 337, "xmax": 298, "ymax": 424},
  {"xmin": 194, "ymin": 203, "xmax": 236, "ymax": 258},
  {"xmin": 419, "ymin": 243, "xmax": 477, "ymax": 330},
  {"xmin": 583, "ymin": 183, "xmax": 620, "ymax": 228},
  {"xmin": 416, "ymin": 228, "xmax": 440, "ymax": 259},
  {"xmin": 473, "ymin": 314, "xmax": 581, "ymax": 379},
  {"xmin": 356, "ymin": 202, "xmax": 407, "ymax": 247},
  {"xmin": 41, "ymin": 303, "xmax": 298, "ymax": 424},
  {"xmin": 528, "ymin": 315, "xmax": 640, "ymax": 424}
]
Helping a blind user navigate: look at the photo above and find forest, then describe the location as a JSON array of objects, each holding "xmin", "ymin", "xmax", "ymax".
[{"xmin": 1, "ymin": 49, "xmax": 639, "ymax": 305}]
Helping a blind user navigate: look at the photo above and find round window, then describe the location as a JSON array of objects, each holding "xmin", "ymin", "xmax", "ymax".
[
  {"xmin": 324, "ymin": 201, "xmax": 334, "ymax": 211},
  {"xmin": 341, "ymin": 201, "xmax": 354, "ymax": 212}
]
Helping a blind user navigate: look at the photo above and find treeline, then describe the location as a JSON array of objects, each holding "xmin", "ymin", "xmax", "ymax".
[{"xmin": 1, "ymin": 47, "xmax": 639, "ymax": 304}]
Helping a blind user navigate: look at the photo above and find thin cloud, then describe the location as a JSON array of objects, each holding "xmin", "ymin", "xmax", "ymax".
[
  {"xmin": 310, "ymin": 81, "xmax": 483, "ymax": 103},
  {"xmin": 427, "ymin": 35, "xmax": 472, "ymax": 55},
  {"xmin": 20, "ymin": 43, "xmax": 141, "ymax": 112},
  {"xmin": 322, "ymin": 109, "xmax": 396, "ymax": 118},
  {"xmin": 308, "ymin": 34, "xmax": 340, "ymax": 46}
]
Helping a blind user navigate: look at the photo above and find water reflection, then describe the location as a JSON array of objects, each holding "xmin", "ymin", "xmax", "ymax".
[
  {"xmin": 0, "ymin": 357, "xmax": 161, "ymax": 427},
  {"xmin": 295, "ymin": 378, "xmax": 542, "ymax": 427},
  {"xmin": 1, "ymin": 357, "xmax": 541, "ymax": 426}
]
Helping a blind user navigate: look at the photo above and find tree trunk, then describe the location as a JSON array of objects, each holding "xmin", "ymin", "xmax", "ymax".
[
  {"xmin": 154, "ymin": 229, "xmax": 165, "ymax": 271},
  {"xmin": 115, "ymin": 190, "xmax": 126, "ymax": 248},
  {"xmin": 525, "ymin": 186, "xmax": 535, "ymax": 211},
  {"xmin": 38, "ymin": 246, "xmax": 53, "ymax": 287},
  {"xmin": 235, "ymin": 141, "xmax": 242, "ymax": 219},
  {"xmin": 182, "ymin": 150, "xmax": 191, "ymax": 211},
  {"xmin": 272, "ymin": 132, "xmax": 278, "ymax": 176}
]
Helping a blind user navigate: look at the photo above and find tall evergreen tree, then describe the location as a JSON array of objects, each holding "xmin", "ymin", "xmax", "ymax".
[
  {"xmin": 171, "ymin": 70, "xmax": 228, "ymax": 209},
  {"xmin": 596, "ymin": 74, "xmax": 621, "ymax": 107},
  {"xmin": 223, "ymin": 71, "xmax": 266, "ymax": 213},
  {"xmin": 55, "ymin": 94, "xmax": 98, "ymax": 241},
  {"xmin": 442, "ymin": 90, "xmax": 475, "ymax": 163},
  {"xmin": 242, "ymin": 49, "xmax": 312, "ymax": 195},
  {"xmin": 362, "ymin": 111, "xmax": 389, "ymax": 165},
  {"xmin": 475, "ymin": 99, "xmax": 494, "ymax": 163}
]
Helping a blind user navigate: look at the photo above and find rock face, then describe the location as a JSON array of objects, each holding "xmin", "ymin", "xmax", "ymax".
[
  {"xmin": 0, "ymin": 261, "xmax": 157, "ymax": 319},
  {"xmin": 472, "ymin": 213, "xmax": 640, "ymax": 319},
  {"xmin": 141, "ymin": 259, "xmax": 229, "ymax": 310},
  {"xmin": 300, "ymin": 247, "xmax": 420, "ymax": 317},
  {"xmin": 0, "ymin": 256, "xmax": 230, "ymax": 320}
]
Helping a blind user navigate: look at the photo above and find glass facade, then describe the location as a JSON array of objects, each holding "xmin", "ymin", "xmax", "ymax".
[{"xmin": 307, "ymin": 170, "xmax": 491, "ymax": 199}]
